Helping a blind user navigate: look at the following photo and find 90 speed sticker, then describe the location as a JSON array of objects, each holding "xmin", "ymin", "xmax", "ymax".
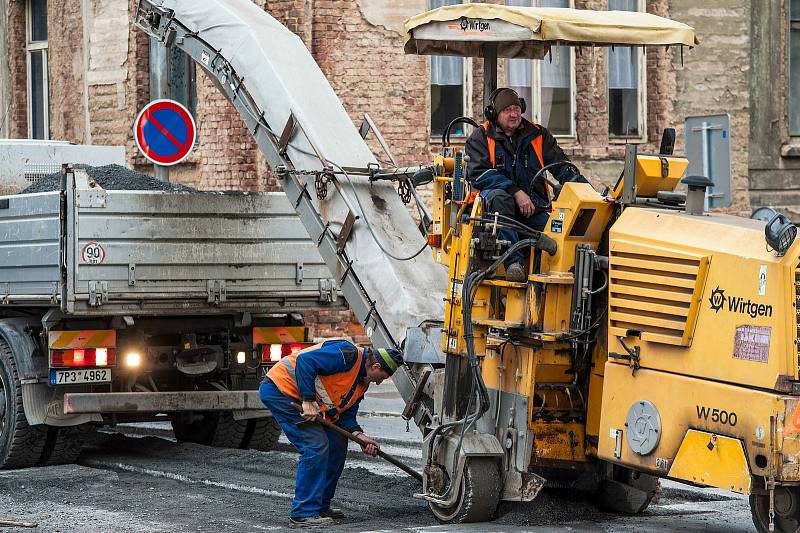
[{"xmin": 81, "ymin": 242, "xmax": 106, "ymax": 264}]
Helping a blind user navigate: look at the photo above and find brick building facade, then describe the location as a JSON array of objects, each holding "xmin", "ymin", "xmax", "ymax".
[{"xmin": 1, "ymin": 0, "xmax": 798, "ymax": 338}]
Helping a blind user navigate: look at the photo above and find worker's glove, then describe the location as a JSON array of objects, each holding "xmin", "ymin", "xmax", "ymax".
[
  {"xmin": 300, "ymin": 400, "xmax": 319, "ymax": 421},
  {"xmin": 353, "ymin": 431, "xmax": 380, "ymax": 457}
]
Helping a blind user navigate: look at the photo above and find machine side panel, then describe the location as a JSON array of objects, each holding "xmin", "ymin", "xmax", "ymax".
[
  {"xmin": 607, "ymin": 207, "xmax": 798, "ymax": 392},
  {"xmin": 597, "ymin": 363, "xmax": 785, "ymax": 488}
]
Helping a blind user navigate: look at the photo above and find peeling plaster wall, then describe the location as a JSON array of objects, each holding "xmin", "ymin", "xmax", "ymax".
[{"xmin": 356, "ymin": 0, "xmax": 425, "ymax": 35}]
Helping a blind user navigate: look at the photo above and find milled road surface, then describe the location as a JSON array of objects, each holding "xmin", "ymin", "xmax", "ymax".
[{"xmin": 0, "ymin": 382, "xmax": 757, "ymax": 532}]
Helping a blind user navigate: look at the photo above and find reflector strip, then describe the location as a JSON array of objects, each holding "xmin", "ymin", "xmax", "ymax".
[
  {"xmin": 49, "ymin": 330, "xmax": 116, "ymax": 349},
  {"xmin": 252, "ymin": 326, "xmax": 307, "ymax": 346}
]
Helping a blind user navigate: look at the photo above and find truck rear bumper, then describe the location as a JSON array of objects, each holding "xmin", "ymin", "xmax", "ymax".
[{"xmin": 63, "ymin": 391, "xmax": 268, "ymax": 414}]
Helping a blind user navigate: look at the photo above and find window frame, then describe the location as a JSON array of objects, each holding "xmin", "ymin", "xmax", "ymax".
[
  {"xmin": 790, "ymin": 4, "xmax": 800, "ymax": 139},
  {"xmin": 505, "ymin": 0, "xmax": 576, "ymax": 139},
  {"xmin": 428, "ymin": 56, "xmax": 472, "ymax": 140},
  {"xmin": 531, "ymin": 43, "xmax": 577, "ymax": 138},
  {"xmin": 26, "ymin": 0, "xmax": 50, "ymax": 140},
  {"xmin": 607, "ymin": 0, "xmax": 647, "ymax": 142}
]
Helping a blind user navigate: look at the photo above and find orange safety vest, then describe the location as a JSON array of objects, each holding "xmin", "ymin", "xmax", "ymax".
[
  {"xmin": 474, "ymin": 121, "xmax": 549, "ymax": 203},
  {"xmin": 267, "ymin": 341, "xmax": 368, "ymax": 421}
]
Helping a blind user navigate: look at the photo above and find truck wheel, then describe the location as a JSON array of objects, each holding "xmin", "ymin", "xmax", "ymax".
[
  {"xmin": 171, "ymin": 414, "xmax": 213, "ymax": 444},
  {"xmin": 247, "ymin": 417, "xmax": 281, "ymax": 452},
  {"xmin": 171, "ymin": 412, "xmax": 249, "ymax": 449},
  {"xmin": 428, "ymin": 458, "xmax": 501, "ymax": 523},
  {"xmin": 0, "ymin": 339, "xmax": 47, "ymax": 469},
  {"xmin": 39, "ymin": 424, "xmax": 96, "ymax": 466},
  {"xmin": 750, "ymin": 488, "xmax": 800, "ymax": 533},
  {"xmin": 593, "ymin": 463, "xmax": 657, "ymax": 515},
  {"xmin": 208, "ymin": 413, "xmax": 249, "ymax": 449}
]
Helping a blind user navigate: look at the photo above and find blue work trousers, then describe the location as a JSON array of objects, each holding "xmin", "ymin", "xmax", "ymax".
[
  {"xmin": 258, "ymin": 380, "xmax": 348, "ymax": 518},
  {"xmin": 482, "ymin": 189, "xmax": 550, "ymax": 269}
]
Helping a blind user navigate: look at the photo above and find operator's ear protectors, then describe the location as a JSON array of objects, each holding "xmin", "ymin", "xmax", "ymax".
[{"xmin": 483, "ymin": 88, "xmax": 527, "ymax": 123}]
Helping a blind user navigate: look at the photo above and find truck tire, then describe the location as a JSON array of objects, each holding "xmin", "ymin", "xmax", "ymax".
[
  {"xmin": 750, "ymin": 488, "xmax": 800, "ymax": 533},
  {"xmin": 208, "ymin": 413, "xmax": 249, "ymax": 448},
  {"xmin": 39, "ymin": 424, "xmax": 96, "ymax": 466},
  {"xmin": 0, "ymin": 338, "xmax": 47, "ymax": 469},
  {"xmin": 247, "ymin": 417, "xmax": 281, "ymax": 451},
  {"xmin": 428, "ymin": 458, "xmax": 501, "ymax": 523},
  {"xmin": 171, "ymin": 412, "xmax": 249, "ymax": 449}
]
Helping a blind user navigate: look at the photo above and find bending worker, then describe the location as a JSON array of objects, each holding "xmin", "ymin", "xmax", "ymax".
[
  {"xmin": 259, "ymin": 339, "xmax": 404, "ymax": 528},
  {"xmin": 465, "ymin": 87, "xmax": 586, "ymax": 282}
]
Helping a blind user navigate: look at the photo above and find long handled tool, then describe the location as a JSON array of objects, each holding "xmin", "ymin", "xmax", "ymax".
[{"xmin": 292, "ymin": 403, "xmax": 422, "ymax": 482}]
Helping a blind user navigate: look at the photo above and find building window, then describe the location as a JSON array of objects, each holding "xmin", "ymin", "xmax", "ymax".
[
  {"xmin": 149, "ymin": 39, "xmax": 197, "ymax": 117},
  {"xmin": 26, "ymin": 0, "xmax": 49, "ymax": 140},
  {"xmin": 506, "ymin": 0, "xmax": 575, "ymax": 136},
  {"xmin": 430, "ymin": 0, "xmax": 465, "ymax": 137},
  {"xmin": 607, "ymin": 0, "xmax": 645, "ymax": 138},
  {"xmin": 791, "ymin": 0, "xmax": 800, "ymax": 136}
]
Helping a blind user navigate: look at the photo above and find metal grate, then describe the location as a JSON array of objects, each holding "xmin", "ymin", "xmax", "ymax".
[
  {"xmin": 608, "ymin": 242, "xmax": 709, "ymax": 346},
  {"xmin": 24, "ymin": 163, "xmax": 60, "ymax": 183}
]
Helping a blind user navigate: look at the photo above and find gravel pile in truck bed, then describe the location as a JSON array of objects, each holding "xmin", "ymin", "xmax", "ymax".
[{"xmin": 21, "ymin": 164, "xmax": 198, "ymax": 193}]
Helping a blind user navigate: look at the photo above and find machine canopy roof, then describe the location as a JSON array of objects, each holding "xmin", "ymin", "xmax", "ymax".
[{"xmin": 403, "ymin": 4, "xmax": 699, "ymax": 59}]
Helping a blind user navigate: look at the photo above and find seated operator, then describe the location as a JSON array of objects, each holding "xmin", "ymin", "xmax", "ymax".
[{"xmin": 465, "ymin": 87, "xmax": 585, "ymax": 282}]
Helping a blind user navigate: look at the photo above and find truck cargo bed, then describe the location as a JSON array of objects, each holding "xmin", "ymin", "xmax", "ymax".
[{"xmin": 0, "ymin": 169, "xmax": 343, "ymax": 315}]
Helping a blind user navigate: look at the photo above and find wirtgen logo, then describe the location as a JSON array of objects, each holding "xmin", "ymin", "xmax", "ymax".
[
  {"xmin": 708, "ymin": 286, "xmax": 773, "ymax": 318},
  {"xmin": 708, "ymin": 287, "xmax": 725, "ymax": 312},
  {"xmin": 460, "ymin": 18, "xmax": 491, "ymax": 32}
]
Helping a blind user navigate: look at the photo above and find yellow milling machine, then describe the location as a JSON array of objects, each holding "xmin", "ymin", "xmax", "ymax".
[{"xmin": 393, "ymin": 5, "xmax": 800, "ymax": 532}]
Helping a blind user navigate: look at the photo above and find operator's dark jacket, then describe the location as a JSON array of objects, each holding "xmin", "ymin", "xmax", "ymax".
[{"xmin": 465, "ymin": 118, "xmax": 577, "ymax": 210}]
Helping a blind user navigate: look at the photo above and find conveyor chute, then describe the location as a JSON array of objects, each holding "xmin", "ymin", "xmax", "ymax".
[{"xmin": 135, "ymin": 0, "xmax": 446, "ymax": 349}]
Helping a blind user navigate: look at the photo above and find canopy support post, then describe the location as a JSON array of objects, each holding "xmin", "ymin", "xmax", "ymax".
[{"xmin": 482, "ymin": 43, "xmax": 498, "ymax": 108}]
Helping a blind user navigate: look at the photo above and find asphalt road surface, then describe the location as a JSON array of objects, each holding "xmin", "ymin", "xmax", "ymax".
[{"xmin": 0, "ymin": 382, "xmax": 757, "ymax": 532}]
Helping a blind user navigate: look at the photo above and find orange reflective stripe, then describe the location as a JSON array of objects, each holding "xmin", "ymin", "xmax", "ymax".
[
  {"xmin": 530, "ymin": 135, "xmax": 550, "ymax": 196},
  {"xmin": 531, "ymin": 136, "xmax": 544, "ymax": 168},
  {"xmin": 481, "ymin": 121, "xmax": 496, "ymax": 168}
]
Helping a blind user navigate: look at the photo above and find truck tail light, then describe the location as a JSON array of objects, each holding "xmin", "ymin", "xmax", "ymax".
[
  {"xmin": 50, "ymin": 347, "xmax": 116, "ymax": 368},
  {"xmin": 261, "ymin": 343, "xmax": 310, "ymax": 363}
]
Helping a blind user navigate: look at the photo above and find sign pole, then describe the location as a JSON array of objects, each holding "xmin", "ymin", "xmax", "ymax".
[{"xmin": 149, "ymin": 39, "xmax": 171, "ymax": 182}]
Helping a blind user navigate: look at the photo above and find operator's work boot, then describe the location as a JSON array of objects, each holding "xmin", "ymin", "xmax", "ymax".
[
  {"xmin": 505, "ymin": 262, "xmax": 527, "ymax": 283},
  {"xmin": 288, "ymin": 516, "xmax": 334, "ymax": 528},
  {"xmin": 320, "ymin": 507, "xmax": 345, "ymax": 519}
]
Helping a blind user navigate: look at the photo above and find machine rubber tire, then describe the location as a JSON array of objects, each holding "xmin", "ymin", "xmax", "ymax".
[
  {"xmin": 750, "ymin": 489, "xmax": 800, "ymax": 533},
  {"xmin": 39, "ymin": 424, "xmax": 96, "ymax": 466},
  {"xmin": 593, "ymin": 465, "xmax": 657, "ymax": 515},
  {"xmin": 428, "ymin": 458, "xmax": 501, "ymax": 524},
  {"xmin": 0, "ymin": 338, "xmax": 47, "ymax": 469},
  {"xmin": 247, "ymin": 417, "xmax": 281, "ymax": 452}
]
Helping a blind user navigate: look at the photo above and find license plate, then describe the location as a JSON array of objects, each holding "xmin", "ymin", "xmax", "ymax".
[{"xmin": 51, "ymin": 368, "xmax": 111, "ymax": 385}]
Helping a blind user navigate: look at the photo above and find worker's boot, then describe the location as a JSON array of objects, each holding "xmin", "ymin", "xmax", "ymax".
[
  {"xmin": 320, "ymin": 507, "xmax": 345, "ymax": 519},
  {"xmin": 505, "ymin": 262, "xmax": 527, "ymax": 283},
  {"xmin": 288, "ymin": 516, "xmax": 334, "ymax": 528}
]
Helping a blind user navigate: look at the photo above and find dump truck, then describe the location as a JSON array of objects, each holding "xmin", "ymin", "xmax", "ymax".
[
  {"xmin": 0, "ymin": 141, "xmax": 345, "ymax": 468},
  {"xmin": 132, "ymin": 2, "xmax": 795, "ymax": 532}
]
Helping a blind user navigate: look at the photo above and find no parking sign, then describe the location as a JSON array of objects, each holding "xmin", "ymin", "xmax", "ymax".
[{"xmin": 134, "ymin": 99, "xmax": 196, "ymax": 166}]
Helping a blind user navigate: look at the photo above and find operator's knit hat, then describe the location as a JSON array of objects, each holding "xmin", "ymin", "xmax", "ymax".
[
  {"xmin": 373, "ymin": 347, "xmax": 404, "ymax": 375},
  {"xmin": 493, "ymin": 88, "xmax": 523, "ymax": 113}
]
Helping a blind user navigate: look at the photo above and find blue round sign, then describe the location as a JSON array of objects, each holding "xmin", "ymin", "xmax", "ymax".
[{"xmin": 134, "ymin": 99, "xmax": 196, "ymax": 166}]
